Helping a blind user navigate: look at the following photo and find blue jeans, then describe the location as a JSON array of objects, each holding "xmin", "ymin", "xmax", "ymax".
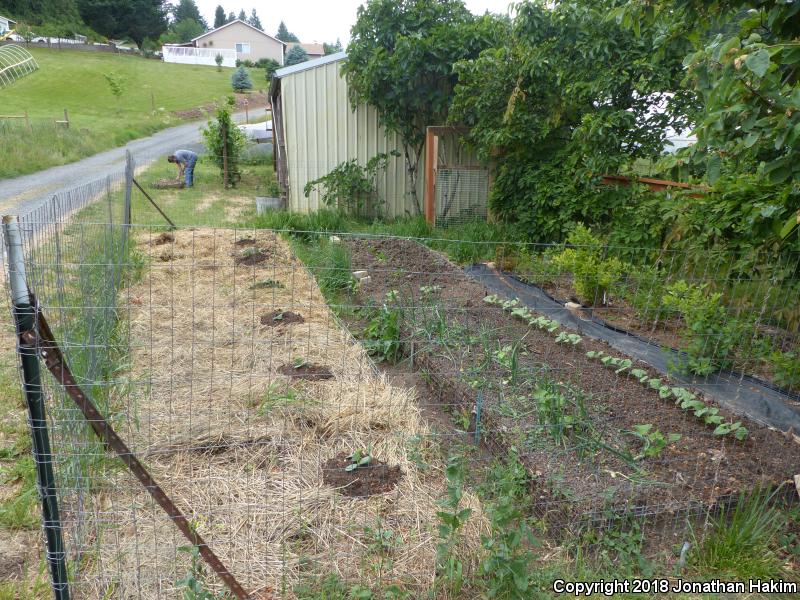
[{"xmin": 184, "ymin": 156, "xmax": 197, "ymax": 187}]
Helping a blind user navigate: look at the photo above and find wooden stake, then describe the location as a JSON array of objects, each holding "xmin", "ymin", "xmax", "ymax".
[
  {"xmin": 222, "ymin": 123, "xmax": 229, "ymax": 189},
  {"xmin": 424, "ymin": 127, "xmax": 436, "ymax": 226}
]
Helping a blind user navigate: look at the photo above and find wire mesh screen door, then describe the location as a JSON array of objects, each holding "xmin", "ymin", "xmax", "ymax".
[{"xmin": 424, "ymin": 126, "xmax": 490, "ymax": 228}]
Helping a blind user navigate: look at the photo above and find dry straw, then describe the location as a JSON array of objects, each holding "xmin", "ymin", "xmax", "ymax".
[{"xmin": 81, "ymin": 228, "xmax": 486, "ymax": 598}]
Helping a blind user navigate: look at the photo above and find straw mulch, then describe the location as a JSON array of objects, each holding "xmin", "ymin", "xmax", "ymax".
[{"xmin": 86, "ymin": 228, "xmax": 486, "ymax": 599}]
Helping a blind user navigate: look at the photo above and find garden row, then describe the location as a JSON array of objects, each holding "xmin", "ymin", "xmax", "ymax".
[
  {"xmin": 343, "ymin": 236, "xmax": 800, "ymax": 532},
  {"xmin": 497, "ymin": 225, "xmax": 800, "ymax": 393}
]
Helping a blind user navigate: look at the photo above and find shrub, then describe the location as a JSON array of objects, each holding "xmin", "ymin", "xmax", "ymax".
[
  {"xmin": 662, "ymin": 280, "xmax": 743, "ymax": 375},
  {"xmin": 214, "ymin": 53, "xmax": 223, "ymax": 71},
  {"xmin": 621, "ymin": 265, "xmax": 671, "ymax": 325},
  {"xmin": 261, "ymin": 58, "xmax": 280, "ymax": 79},
  {"xmin": 553, "ymin": 224, "xmax": 626, "ymax": 305},
  {"xmin": 231, "ymin": 66, "xmax": 253, "ymax": 92},
  {"xmin": 303, "ymin": 152, "xmax": 397, "ymax": 217},
  {"xmin": 770, "ymin": 351, "xmax": 800, "ymax": 390},
  {"xmin": 202, "ymin": 96, "xmax": 246, "ymax": 186}
]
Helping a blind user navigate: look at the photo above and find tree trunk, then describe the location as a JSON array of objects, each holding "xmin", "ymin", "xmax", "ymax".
[{"xmin": 403, "ymin": 141, "xmax": 424, "ymax": 215}]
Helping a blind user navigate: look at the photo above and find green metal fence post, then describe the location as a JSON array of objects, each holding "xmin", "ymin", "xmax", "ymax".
[{"xmin": 2, "ymin": 215, "xmax": 70, "ymax": 600}]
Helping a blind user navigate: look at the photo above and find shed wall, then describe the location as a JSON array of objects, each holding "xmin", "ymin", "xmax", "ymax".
[{"xmin": 281, "ymin": 60, "xmax": 421, "ymax": 217}]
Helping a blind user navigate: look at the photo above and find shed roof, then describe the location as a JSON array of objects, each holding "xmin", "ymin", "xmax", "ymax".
[
  {"xmin": 192, "ymin": 20, "xmax": 286, "ymax": 46},
  {"xmin": 274, "ymin": 51, "xmax": 346, "ymax": 79},
  {"xmin": 0, "ymin": 14, "xmax": 16, "ymax": 23}
]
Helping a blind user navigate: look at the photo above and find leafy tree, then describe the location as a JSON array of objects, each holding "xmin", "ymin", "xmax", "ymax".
[
  {"xmin": 237, "ymin": 9, "xmax": 246, "ymax": 21},
  {"xmin": 159, "ymin": 18, "xmax": 203, "ymax": 44},
  {"xmin": 231, "ymin": 65, "xmax": 252, "ymax": 91},
  {"xmin": 343, "ymin": 0, "xmax": 505, "ymax": 213},
  {"xmin": 215, "ymin": 52, "xmax": 224, "ymax": 71},
  {"xmin": 172, "ymin": 0, "xmax": 206, "ymax": 29},
  {"xmin": 0, "ymin": 0, "xmax": 83, "ymax": 28},
  {"xmin": 203, "ymin": 96, "xmax": 246, "ymax": 187},
  {"xmin": 78, "ymin": 0, "xmax": 168, "ymax": 47},
  {"xmin": 613, "ymin": 0, "xmax": 800, "ymax": 248},
  {"xmin": 323, "ymin": 38, "xmax": 343, "ymax": 55},
  {"xmin": 248, "ymin": 8, "xmax": 262, "ymax": 30},
  {"xmin": 284, "ymin": 44, "xmax": 309, "ymax": 66},
  {"xmin": 275, "ymin": 20, "xmax": 299, "ymax": 42},
  {"xmin": 450, "ymin": 0, "xmax": 691, "ymax": 240},
  {"xmin": 213, "ymin": 5, "xmax": 226, "ymax": 28},
  {"xmin": 103, "ymin": 71, "xmax": 124, "ymax": 102}
]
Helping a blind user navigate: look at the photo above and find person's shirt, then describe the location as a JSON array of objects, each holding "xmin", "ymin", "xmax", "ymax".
[{"xmin": 174, "ymin": 150, "xmax": 198, "ymax": 165}]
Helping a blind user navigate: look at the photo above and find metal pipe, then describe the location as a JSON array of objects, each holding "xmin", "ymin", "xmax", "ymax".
[{"xmin": 2, "ymin": 215, "xmax": 70, "ymax": 600}]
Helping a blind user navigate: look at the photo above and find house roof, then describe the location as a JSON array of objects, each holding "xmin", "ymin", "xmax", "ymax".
[
  {"xmin": 288, "ymin": 42, "xmax": 325, "ymax": 56},
  {"xmin": 274, "ymin": 51, "xmax": 346, "ymax": 79},
  {"xmin": 192, "ymin": 19, "xmax": 286, "ymax": 46},
  {"xmin": 0, "ymin": 14, "xmax": 16, "ymax": 23}
]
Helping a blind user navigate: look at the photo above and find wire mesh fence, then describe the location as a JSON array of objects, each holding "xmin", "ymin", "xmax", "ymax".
[{"xmin": 3, "ymin": 154, "xmax": 800, "ymax": 597}]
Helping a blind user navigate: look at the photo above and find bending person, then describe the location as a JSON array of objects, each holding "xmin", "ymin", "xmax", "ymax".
[{"xmin": 167, "ymin": 149, "xmax": 199, "ymax": 188}]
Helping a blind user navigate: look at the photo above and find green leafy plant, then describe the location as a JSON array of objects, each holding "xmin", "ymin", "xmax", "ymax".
[
  {"xmin": 104, "ymin": 72, "xmax": 125, "ymax": 103},
  {"xmin": 662, "ymin": 280, "xmax": 741, "ymax": 376},
  {"xmin": 625, "ymin": 424, "xmax": 681, "ymax": 460},
  {"xmin": 363, "ymin": 291, "xmax": 403, "ymax": 364},
  {"xmin": 534, "ymin": 382, "xmax": 589, "ymax": 446},
  {"xmin": 478, "ymin": 452, "xmax": 538, "ymax": 598},
  {"xmin": 555, "ymin": 332, "xmax": 582, "ymax": 345},
  {"xmin": 202, "ymin": 96, "xmax": 246, "ymax": 187},
  {"xmin": 346, "ymin": 448, "xmax": 372, "ymax": 472},
  {"xmin": 292, "ymin": 357, "xmax": 308, "ymax": 369},
  {"xmin": 304, "ymin": 152, "xmax": 399, "ymax": 216},
  {"xmin": 177, "ymin": 545, "xmax": 228, "ymax": 599},
  {"xmin": 553, "ymin": 224, "xmax": 626, "ymax": 305},
  {"xmin": 435, "ymin": 454, "xmax": 472, "ymax": 596},
  {"xmin": 770, "ymin": 351, "xmax": 800, "ymax": 390},
  {"xmin": 214, "ymin": 53, "xmax": 223, "ymax": 71}
]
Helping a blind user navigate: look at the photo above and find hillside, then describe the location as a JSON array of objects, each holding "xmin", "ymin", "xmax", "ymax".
[{"xmin": 0, "ymin": 48, "xmax": 264, "ymax": 178}]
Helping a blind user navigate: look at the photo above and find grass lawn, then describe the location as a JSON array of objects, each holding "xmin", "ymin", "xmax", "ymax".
[{"xmin": 0, "ymin": 47, "xmax": 265, "ymax": 178}]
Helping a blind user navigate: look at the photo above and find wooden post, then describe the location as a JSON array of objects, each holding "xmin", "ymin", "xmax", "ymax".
[
  {"xmin": 244, "ymin": 99, "xmax": 249, "ymax": 124},
  {"xmin": 24, "ymin": 110, "xmax": 31, "ymax": 132},
  {"xmin": 424, "ymin": 127, "xmax": 436, "ymax": 226},
  {"xmin": 63, "ymin": 109, "xmax": 69, "ymax": 129},
  {"xmin": 150, "ymin": 91, "xmax": 155, "ymax": 113},
  {"xmin": 222, "ymin": 123, "xmax": 229, "ymax": 189}
]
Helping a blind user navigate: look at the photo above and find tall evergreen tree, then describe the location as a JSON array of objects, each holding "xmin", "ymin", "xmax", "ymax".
[
  {"xmin": 237, "ymin": 8, "xmax": 246, "ymax": 21},
  {"xmin": 173, "ymin": 0, "xmax": 206, "ymax": 29},
  {"xmin": 213, "ymin": 5, "xmax": 226, "ymax": 28},
  {"xmin": 248, "ymin": 8, "xmax": 262, "ymax": 30},
  {"xmin": 226, "ymin": 10, "xmax": 235, "ymax": 22},
  {"xmin": 275, "ymin": 20, "xmax": 299, "ymax": 42}
]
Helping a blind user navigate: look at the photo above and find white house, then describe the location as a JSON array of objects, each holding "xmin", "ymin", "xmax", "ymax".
[{"xmin": 0, "ymin": 14, "xmax": 16, "ymax": 34}]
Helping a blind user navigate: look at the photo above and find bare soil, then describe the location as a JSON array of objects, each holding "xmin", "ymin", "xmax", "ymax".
[
  {"xmin": 322, "ymin": 452, "xmax": 402, "ymax": 497},
  {"xmin": 277, "ymin": 363, "xmax": 333, "ymax": 381},
  {"xmin": 153, "ymin": 232, "xmax": 175, "ymax": 246},
  {"xmin": 261, "ymin": 311, "xmax": 304, "ymax": 327},
  {"xmin": 345, "ymin": 237, "xmax": 800, "ymax": 527},
  {"xmin": 235, "ymin": 250, "xmax": 268, "ymax": 266}
]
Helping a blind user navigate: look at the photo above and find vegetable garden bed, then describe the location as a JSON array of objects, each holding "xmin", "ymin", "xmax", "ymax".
[{"xmin": 345, "ymin": 237, "xmax": 800, "ymax": 533}]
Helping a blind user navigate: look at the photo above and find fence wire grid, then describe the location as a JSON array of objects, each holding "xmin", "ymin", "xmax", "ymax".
[{"xmin": 3, "ymin": 157, "xmax": 800, "ymax": 598}]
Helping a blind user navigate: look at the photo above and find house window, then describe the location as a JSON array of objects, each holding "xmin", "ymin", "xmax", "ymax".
[{"xmin": 235, "ymin": 43, "xmax": 250, "ymax": 54}]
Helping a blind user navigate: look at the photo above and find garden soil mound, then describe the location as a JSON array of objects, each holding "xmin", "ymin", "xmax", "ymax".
[{"xmin": 88, "ymin": 229, "xmax": 487, "ymax": 598}]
